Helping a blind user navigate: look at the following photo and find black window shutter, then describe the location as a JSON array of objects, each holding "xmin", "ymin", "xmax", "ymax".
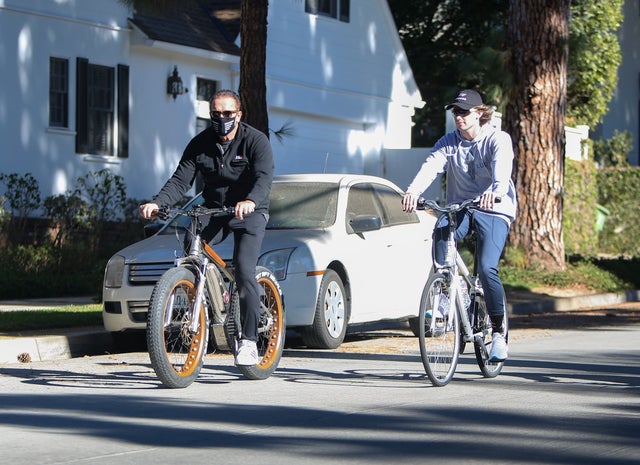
[
  {"xmin": 117, "ymin": 64, "xmax": 129, "ymax": 158},
  {"xmin": 75, "ymin": 57, "xmax": 88, "ymax": 153}
]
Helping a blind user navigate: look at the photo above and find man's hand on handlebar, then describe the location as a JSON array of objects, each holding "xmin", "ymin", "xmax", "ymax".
[
  {"xmin": 139, "ymin": 202, "xmax": 160, "ymax": 219},
  {"xmin": 402, "ymin": 192, "xmax": 419, "ymax": 213},
  {"xmin": 234, "ymin": 200, "xmax": 256, "ymax": 220},
  {"xmin": 479, "ymin": 192, "xmax": 497, "ymax": 210}
]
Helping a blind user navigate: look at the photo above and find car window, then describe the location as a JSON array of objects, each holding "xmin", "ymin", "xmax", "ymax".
[
  {"xmin": 157, "ymin": 182, "xmax": 339, "ymax": 233},
  {"xmin": 371, "ymin": 183, "xmax": 420, "ymax": 227},
  {"xmin": 345, "ymin": 183, "xmax": 383, "ymax": 234},
  {"xmin": 267, "ymin": 182, "xmax": 338, "ymax": 229}
]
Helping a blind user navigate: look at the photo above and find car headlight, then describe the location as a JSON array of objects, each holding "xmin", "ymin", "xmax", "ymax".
[
  {"xmin": 258, "ymin": 248, "xmax": 295, "ymax": 281},
  {"xmin": 104, "ymin": 254, "xmax": 125, "ymax": 288}
]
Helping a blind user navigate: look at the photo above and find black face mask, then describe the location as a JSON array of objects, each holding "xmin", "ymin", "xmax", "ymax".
[{"xmin": 211, "ymin": 116, "xmax": 237, "ymax": 136}]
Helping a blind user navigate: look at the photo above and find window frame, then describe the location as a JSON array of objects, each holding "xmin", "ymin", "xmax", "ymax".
[
  {"xmin": 49, "ymin": 57, "xmax": 69, "ymax": 128},
  {"xmin": 75, "ymin": 58, "xmax": 129, "ymax": 158},
  {"xmin": 305, "ymin": 0, "xmax": 350, "ymax": 23}
]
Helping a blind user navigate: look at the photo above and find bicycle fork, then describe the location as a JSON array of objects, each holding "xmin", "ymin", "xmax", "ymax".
[{"xmin": 161, "ymin": 258, "xmax": 210, "ymax": 335}]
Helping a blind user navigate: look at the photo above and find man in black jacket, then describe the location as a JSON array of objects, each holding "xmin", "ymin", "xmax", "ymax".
[{"xmin": 139, "ymin": 89, "xmax": 274, "ymax": 366}]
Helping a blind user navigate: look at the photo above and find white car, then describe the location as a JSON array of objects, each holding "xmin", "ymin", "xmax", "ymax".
[{"xmin": 103, "ymin": 173, "xmax": 436, "ymax": 348}]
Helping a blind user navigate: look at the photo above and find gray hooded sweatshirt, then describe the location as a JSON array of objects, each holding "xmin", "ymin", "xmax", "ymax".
[{"xmin": 407, "ymin": 124, "xmax": 517, "ymax": 223}]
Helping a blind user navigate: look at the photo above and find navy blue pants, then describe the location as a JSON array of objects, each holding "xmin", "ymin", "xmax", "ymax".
[
  {"xmin": 433, "ymin": 209, "xmax": 509, "ymax": 329},
  {"xmin": 199, "ymin": 212, "xmax": 268, "ymax": 342}
]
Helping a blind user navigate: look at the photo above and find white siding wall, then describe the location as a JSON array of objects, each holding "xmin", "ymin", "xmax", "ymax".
[
  {"xmin": 0, "ymin": 0, "xmax": 422, "ymax": 207},
  {"xmin": 0, "ymin": 0, "xmax": 131, "ymax": 199},
  {"xmin": 266, "ymin": 0, "xmax": 421, "ymax": 176},
  {"xmin": 125, "ymin": 43, "xmax": 238, "ymax": 200}
]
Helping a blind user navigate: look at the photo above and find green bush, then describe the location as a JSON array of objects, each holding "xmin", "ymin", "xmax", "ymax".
[
  {"xmin": 0, "ymin": 243, "xmax": 105, "ymax": 299},
  {"xmin": 563, "ymin": 158, "xmax": 599, "ymax": 257},
  {"xmin": 0, "ymin": 169, "xmax": 148, "ymax": 300},
  {"xmin": 597, "ymin": 167, "xmax": 640, "ymax": 256},
  {"xmin": 0, "ymin": 172, "xmax": 42, "ymax": 243},
  {"xmin": 592, "ymin": 130, "xmax": 632, "ymax": 167}
]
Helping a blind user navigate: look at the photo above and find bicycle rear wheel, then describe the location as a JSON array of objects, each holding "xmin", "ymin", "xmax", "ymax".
[
  {"xmin": 236, "ymin": 266, "xmax": 286, "ymax": 380},
  {"xmin": 473, "ymin": 294, "xmax": 508, "ymax": 378},
  {"xmin": 147, "ymin": 267, "xmax": 208, "ymax": 388},
  {"xmin": 418, "ymin": 273, "xmax": 460, "ymax": 387}
]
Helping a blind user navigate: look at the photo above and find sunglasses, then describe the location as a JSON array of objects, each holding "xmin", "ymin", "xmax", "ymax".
[
  {"xmin": 210, "ymin": 110, "xmax": 238, "ymax": 118},
  {"xmin": 451, "ymin": 108, "xmax": 472, "ymax": 117}
]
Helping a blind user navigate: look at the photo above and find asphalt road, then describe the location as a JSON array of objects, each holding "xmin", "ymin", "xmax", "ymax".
[{"xmin": 1, "ymin": 318, "xmax": 639, "ymax": 465}]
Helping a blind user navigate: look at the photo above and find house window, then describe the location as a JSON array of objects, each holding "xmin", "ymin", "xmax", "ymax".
[
  {"xmin": 305, "ymin": 0, "xmax": 350, "ymax": 23},
  {"xmin": 87, "ymin": 64, "xmax": 114, "ymax": 155},
  {"xmin": 76, "ymin": 58, "xmax": 129, "ymax": 157},
  {"xmin": 197, "ymin": 78, "xmax": 217, "ymax": 103},
  {"xmin": 49, "ymin": 57, "xmax": 68, "ymax": 128}
]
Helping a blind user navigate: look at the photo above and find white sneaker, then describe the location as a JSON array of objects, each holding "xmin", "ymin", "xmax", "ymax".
[
  {"xmin": 235, "ymin": 339, "xmax": 259, "ymax": 366},
  {"xmin": 425, "ymin": 294, "xmax": 449, "ymax": 319},
  {"xmin": 489, "ymin": 332, "xmax": 508, "ymax": 361}
]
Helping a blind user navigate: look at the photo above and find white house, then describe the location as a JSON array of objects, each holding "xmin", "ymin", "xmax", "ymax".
[{"xmin": 0, "ymin": 0, "xmax": 423, "ymax": 206}]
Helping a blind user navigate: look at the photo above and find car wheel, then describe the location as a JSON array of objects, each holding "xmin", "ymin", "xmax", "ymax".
[
  {"xmin": 301, "ymin": 269, "xmax": 348, "ymax": 349},
  {"xmin": 408, "ymin": 317, "xmax": 420, "ymax": 337}
]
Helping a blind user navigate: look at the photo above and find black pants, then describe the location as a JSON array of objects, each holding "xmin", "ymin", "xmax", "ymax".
[{"xmin": 199, "ymin": 212, "xmax": 268, "ymax": 342}]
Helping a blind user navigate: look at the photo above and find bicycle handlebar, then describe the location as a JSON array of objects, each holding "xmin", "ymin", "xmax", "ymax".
[
  {"xmin": 416, "ymin": 196, "xmax": 501, "ymax": 213},
  {"xmin": 155, "ymin": 205, "xmax": 236, "ymax": 221}
]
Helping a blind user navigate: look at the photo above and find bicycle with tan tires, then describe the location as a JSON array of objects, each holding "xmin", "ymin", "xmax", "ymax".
[{"xmin": 146, "ymin": 205, "xmax": 285, "ymax": 388}]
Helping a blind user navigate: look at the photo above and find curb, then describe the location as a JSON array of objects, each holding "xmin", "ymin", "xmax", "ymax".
[
  {"xmin": 1, "ymin": 291, "xmax": 639, "ymax": 364},
  {"xmin": 508, "ymin": 290, "xmax": 640, "ymax": 315},
  {"xmin": 0, "ymin": 328, "xmax": 113, "ymax": 364}
]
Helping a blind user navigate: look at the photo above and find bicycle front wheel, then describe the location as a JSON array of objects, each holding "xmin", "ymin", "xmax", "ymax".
[
  {"xmin": 237, "ymin": 266, "xmax": 286, "ymax": 380},
  {"xmin": 147, "ymin": 267, "xmax": 208, "ymax": 388},
  {"xmin": 418, "ymin": 273, "xmax": 460, "ymax": 387},
  {"xmin": 473, "ymin": 293, "xmax": 508, "ymax": 378}
]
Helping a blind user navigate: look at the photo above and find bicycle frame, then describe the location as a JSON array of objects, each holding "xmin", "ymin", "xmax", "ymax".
[
  {"xmin": 416, "ymin": 197, "xmax": 507, "ymax": 386},
  {"xmin": 423, "ymin": 198, "xmax": 499, "ymax": 347},
  {"xmin": 164, "ymin": 207, "xmax": 237, "ymax": 349},
  {"xmin": 147, "ymin": 204, "xmax": 286, "ymax": 387},
  {"xmin": 429, "ymin": 199, "xmax": 483, "ymax": 343}
]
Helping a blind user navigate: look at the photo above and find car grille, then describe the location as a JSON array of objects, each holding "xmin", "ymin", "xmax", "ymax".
[
  {"xmin": 128, "ymin": 300, "xmax": 151, "ymax": 322},
  {"xmin": 128, "ymin": 262, "xmax": 173, "ymax": 285}
]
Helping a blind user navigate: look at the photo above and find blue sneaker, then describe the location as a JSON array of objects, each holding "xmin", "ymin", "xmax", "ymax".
[{"xmin": 489, "ymin": 333, "xmax": 508, "ymax": 361}]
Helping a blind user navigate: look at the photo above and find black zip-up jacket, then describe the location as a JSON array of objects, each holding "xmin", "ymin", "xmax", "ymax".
[{"xmin": 152, "ymin": 122, "xmax": 274, "ymax": 212}]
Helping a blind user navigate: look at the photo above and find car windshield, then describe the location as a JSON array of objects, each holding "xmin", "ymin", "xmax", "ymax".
[
  {"xmin": 268, "ymin": 182, "xmax": 338, "ymax": 229},
  {"xmin": 158, "ymin": 181, "xmax": 338, "ymax": 234}
]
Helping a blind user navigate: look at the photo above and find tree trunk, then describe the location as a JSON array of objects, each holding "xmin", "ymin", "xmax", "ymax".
[
  {"xmin": 504, "ymin": 0, "xmax": 570, "ymax": 271},
  {"xmin": 239, "ymin": 0, "xmax": 269, "ymax": 137}
]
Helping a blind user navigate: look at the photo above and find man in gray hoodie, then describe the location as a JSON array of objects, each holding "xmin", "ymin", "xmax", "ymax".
[{"xmin": 402, "ymin": 89, "xmax": 516, "ymax": 361}]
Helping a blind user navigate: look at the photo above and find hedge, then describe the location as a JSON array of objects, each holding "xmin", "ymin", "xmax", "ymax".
[
  {"xmin": 597, "ymin": 167, "xmax": 640, "ymax": 256},
  {"xmin": 563, "ymin": 158, "xmax": 600, "ymax": 256}
]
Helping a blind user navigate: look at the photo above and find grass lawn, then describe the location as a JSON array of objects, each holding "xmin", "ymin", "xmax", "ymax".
[{"xmin": 0, "ymin": 304, "xmax": 102, "ymax": 333}]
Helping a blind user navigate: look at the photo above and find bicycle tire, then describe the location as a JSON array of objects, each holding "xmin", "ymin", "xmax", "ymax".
[
  {"xmin": 236, "ymin": 266, "xmax": 286, "ymax": 380},
  {"xmin": 418, "ymin": 272, "xmax": 460, "ymax": 387},
  {"xmin": 147, "ymin": 267, "xmax": 208, "ymax": 388},
  {"xmin": 473, "ymin": 294, "xmax": 508, "ymax": 378}
]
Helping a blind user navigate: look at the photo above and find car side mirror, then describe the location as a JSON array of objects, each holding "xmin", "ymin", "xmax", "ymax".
[{"xmin": 350, "ymin": 215, "xmax": 382, "ymax": 233}]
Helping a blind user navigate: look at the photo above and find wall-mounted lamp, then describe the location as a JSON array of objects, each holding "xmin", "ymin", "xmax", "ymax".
[{"xmin": 167, "ymin": 65, "xmax": 187, "ymax": 99}]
